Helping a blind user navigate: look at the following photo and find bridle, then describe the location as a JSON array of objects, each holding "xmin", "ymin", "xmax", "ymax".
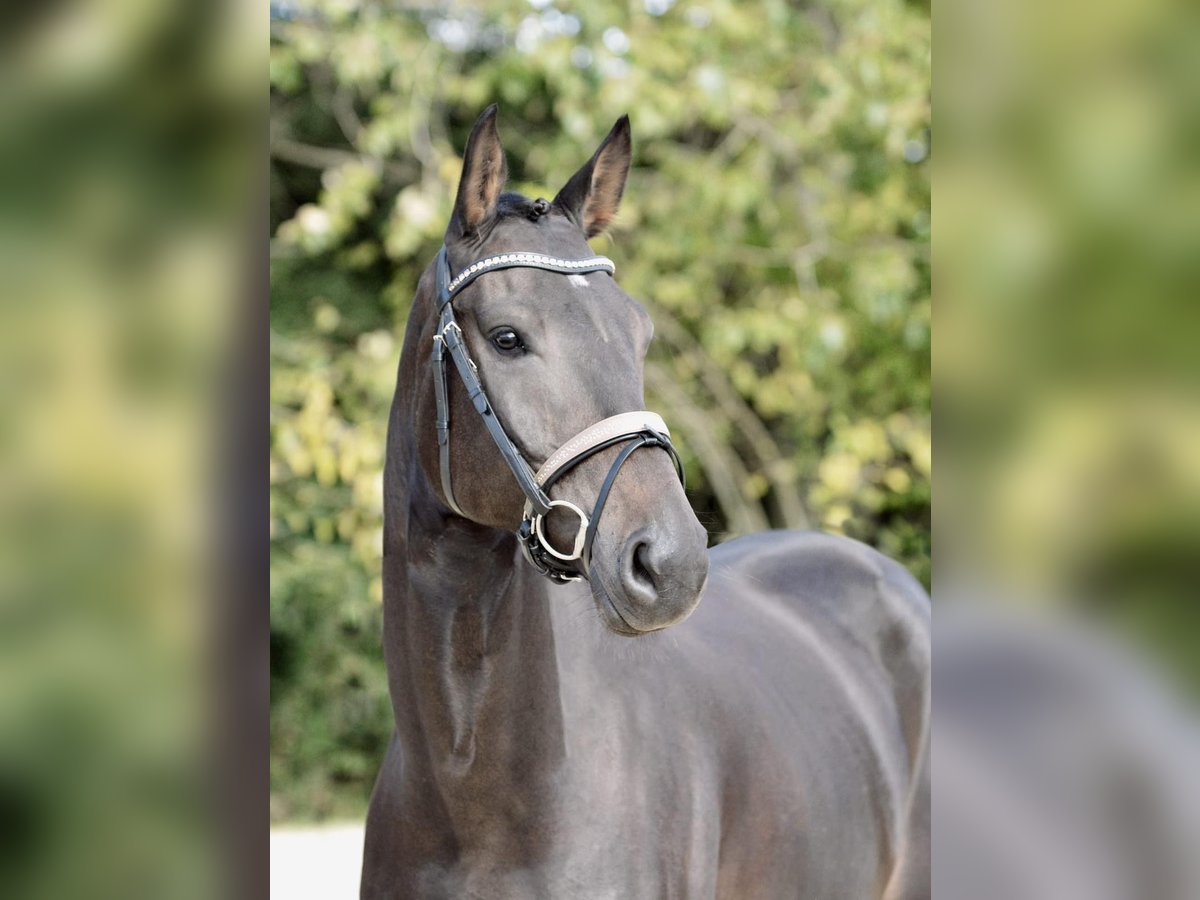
[{"xmin": 431, "ymin": 244, "xmax": 685, "ymax": 584}]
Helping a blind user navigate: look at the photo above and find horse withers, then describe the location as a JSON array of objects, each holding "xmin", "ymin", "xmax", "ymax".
[{"xmin": 361, "ymin": 106, "xmax": 930, "ymax": 900}]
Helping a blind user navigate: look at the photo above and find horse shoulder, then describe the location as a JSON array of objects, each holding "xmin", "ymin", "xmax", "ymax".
[
  {"xmin": 708, "ymin": 530, "xmax": 929, "ymax": 700},
  {"xmin": 704, "ymin": 531, "xmax": 930, "ymax": 898}
]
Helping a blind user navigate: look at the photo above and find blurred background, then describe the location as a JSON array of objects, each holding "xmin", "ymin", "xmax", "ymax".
[
  {"xmin": 1, "ymin": 0, "xmax": 1196, "ymax": 896},
  {"xmin": 269, "ymin": 0, "xmax": 931, "ymax": 826}
]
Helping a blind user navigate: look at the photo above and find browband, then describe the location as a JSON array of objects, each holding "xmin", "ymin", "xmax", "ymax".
[
  {"xmin": 431, "ymin": 245, "xmax": 684, "ymax": 583},
  {"xmin": 444, "ymin": 251, "xmax": 615, "ymax": 300}
]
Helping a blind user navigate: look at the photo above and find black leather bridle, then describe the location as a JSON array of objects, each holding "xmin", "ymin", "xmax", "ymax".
[{"xmin": 431, "ymin": 245, "xmax": 685, "ymax": 584}]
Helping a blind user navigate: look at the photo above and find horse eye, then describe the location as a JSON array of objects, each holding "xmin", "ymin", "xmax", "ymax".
[{"xmin": 490, "ymin": 328, "xmax": 523, "ymax": 352}]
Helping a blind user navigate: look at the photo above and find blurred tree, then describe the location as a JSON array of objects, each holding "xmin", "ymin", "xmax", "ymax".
[{"xmin": 270, "ymin": 0, "xmax": 929, "ymax": 820}]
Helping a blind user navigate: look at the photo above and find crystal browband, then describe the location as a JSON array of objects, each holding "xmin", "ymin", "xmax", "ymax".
[{"xmin": 444, "ymin": 252, "xmax": 616, "ymax": 298}]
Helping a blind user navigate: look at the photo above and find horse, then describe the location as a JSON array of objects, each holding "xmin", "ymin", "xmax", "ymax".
[{"xmin": 361, "ymin": 105, "xmax": 930, "ymax": 899}]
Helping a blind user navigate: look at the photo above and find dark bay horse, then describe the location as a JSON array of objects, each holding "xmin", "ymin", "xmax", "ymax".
[{"xmin": 362, "ymin": 106, "xmax": 930, "ymax": 899}]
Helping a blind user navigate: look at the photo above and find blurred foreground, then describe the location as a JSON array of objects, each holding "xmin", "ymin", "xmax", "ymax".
[
  {"xmin": 935, "ymin": 0, "xmax": 1200, "ymax": 895},
  {"xmin": 0, "ymin": 1, "xmax": 264, "ymax": 898},
  {"xmin": 935, "ymin": 608, "xmax": 1200, "ymax": 899}
]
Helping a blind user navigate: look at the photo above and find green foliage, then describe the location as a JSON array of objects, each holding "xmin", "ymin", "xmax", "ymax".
[{"xmin": 271, "ymin": 0, "xmax": 930, "ymax": 821}]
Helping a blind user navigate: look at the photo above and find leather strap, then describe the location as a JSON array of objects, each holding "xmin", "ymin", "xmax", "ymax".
[
  {"xmin": 521, "ymin": 411, "xmax": 671, "ymax": 522},
  {"xmin": 583, "ymin": 434, "xmax": 659, "ymax": 569},
  {"xmin": 432, "ymin": 253, "xmax": 465, "ymax": 516},
  {"xmin": 438, "ymin": 307, "xmax": 552, "ymax": 516},
  {"xmin": 532, "ymin": 412, "xmax": 670, "ymax": 487}
]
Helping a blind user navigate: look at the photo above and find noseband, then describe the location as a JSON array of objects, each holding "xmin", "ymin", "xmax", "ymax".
[{"xmin": 431, "ymin": 245, "xmax": 685, "ymax": 584}]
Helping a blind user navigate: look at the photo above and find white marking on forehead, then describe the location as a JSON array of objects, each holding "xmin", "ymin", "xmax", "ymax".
[{"xmin": 567, "ymin": 274, "xmax": 590, "ymax": 288}]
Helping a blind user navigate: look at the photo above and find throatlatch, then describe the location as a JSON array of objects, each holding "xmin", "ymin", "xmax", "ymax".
[{"xmin": 431, "ymin": 246, "xmax": 685, "ymax": 584}]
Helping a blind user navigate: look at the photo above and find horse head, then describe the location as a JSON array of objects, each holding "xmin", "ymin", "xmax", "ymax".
[{"xmin": 411, "ymin": 105, "xmax": 708, "ymax": 634}]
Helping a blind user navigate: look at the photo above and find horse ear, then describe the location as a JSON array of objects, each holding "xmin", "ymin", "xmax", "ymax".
[
  {"xmin": 553, "ymin": 115, "xmax": 632, "ymax": 238},
  {"xmin": 447, "ymin": 104, "xmax": 508, "ymax": 240}
]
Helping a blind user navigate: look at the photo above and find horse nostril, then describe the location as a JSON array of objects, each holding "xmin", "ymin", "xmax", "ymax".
[
  {"xmin": 614, "ymin": 525, "xmax": 705, "ymax": 628},
  {"xmin": 620, "ymin": 535, "xmax": 660, "ymax": 608},
  {"xmin": 614, "ymin": 527, "xmax": 707, "ymax": 629},
  {"xmin": 632, "ymin": 541, "xmax": 655, "ymax": 590}
]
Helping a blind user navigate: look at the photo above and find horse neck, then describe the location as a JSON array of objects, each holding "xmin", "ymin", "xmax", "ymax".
[
  {"xmin": 380, "ymin": 283, "xmax": 568, "ymax": 824},
  {"xmin": 384, "ymin": 491, "xmax": 566, "ymax": 766}
]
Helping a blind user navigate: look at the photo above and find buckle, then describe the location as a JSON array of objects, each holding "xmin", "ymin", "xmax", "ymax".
[{"xmin": 435, "ymin": 320, "xmax": 463, "ymax": 347}]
